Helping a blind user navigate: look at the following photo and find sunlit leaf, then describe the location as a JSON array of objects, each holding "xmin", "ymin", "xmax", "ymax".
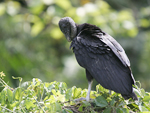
[
  {"xmin": 0, "ymin": 3, "xmax": 5, "ymax": 16},
  {"xmin": 25, "ymin": 99, "xmax": 35, "ymax": 109},
  {"xmin": 139, "ymin": 105, "xmax": 149, "ymax": 112},
  {"xmin": 29, "ymin": 1, "xmax": 44, "ymax": 14},
  {"xmin": 12, "ymin": 76, "xmax": 22, "ymax": 82},
  {"xmin": 72, "ymin": 87, "xmax": 82, "ymax": 99},
  {"xmin": 50, "ymin": 27, "xmax": 63, "ymax": 39},
  {"xmin": 141, "ymin": 88, "xmax": 146, "ymax": 97},
  {"xmin": 57, "ymin": 93, "xmax": 65, "ymax": 102},
  {"xmin": 118, "ymin": 10, "xmax": 133, "ymax": 21},
  {"xmin": 140, "ymin": 19, "xmax": 150, "ymax": 28},
  {"xmin": 44, "ymin": 83, "xmax": 54, "ymax": 93},
  {"xmin": 31, "ymin": 21, "xmax": 44, "ymax": 36},
  {"xmin": 55, "ymin": 0, "xmax": 71, "ymax": 10},
  {"xmin": 143, "ymin": 96, "xmax": 150, "ymax": 102},
  {"xmin": 139, "ymin": 112, "xmax": 150, "ymax": 113},
  {"xmin": 134, "ymin": 88, "xmax": 141, "ymax": 97},
  {"xmin": 34, "ymin": 78, "xmax": 41, "ymax": 84},
  {"xmin": 6, "ymin": 1, "xmax": 20, "ymax": 16},
  {"xmin": 13, "ymin": 87, "xmax": 22, "ymax": 100},
  {"xmin": 7, "ymin": 88, "xmax": 13, "ymax": 103},
  {"xmin": 49, "ymin": 95, "xmax": 56, "ymax": 103},
  {"xmin": 127, "ymin": 28, "xmax": 138, "ymax": 37},
  {"xmin": 1, "ymin": 89, "xmax": 6, "ymax": 105},
  {"xmin": 96, "ymin": 84, "xmax": 109, "ymax": 93},
  {"xmin": 65, "ymin": 88, "xmax": 72, "ymax": 100}
]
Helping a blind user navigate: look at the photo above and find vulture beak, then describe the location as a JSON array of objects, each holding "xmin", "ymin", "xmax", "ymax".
[{"xmin": 65, "ymin": 35, "xmax": 71, "ymax": 42}]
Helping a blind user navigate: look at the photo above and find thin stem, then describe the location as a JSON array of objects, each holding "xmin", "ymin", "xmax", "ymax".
[{"xmin": 0, "ymin": 105, "xmax": 14, "ymax": 113}]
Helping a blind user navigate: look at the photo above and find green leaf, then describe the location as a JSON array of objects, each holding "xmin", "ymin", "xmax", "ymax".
[
  {"xmin": 96, "ymin": 84, "xmax": 108, "ymax": 93},
  {"xmin": 78, "ymin": 104, "xmax": 84, "ymax": 112},
  {"xmin": 63, "ymin": 108, "xmax": 73, "ymax": 113},
  {"xmin": 31, "ymin": 21, "xmax": 44, "ymax": 36},
  {"xmin": 13, "ymin": 87, "xmax": 22, "ymax": 100},
  {"xmin": 50, "ymin": 27, "xmax": 64, "ymax": 39},
  {"xmin": 139, "ymin": 111, "xmax": 149, "ymax": 113},
  {"xmin": 7, "ymin": 88, "xmax": 13, "ymax": 103},
  {"xmin": 0, "ymin": 4, "xmax": 5, "ymax": 16},
  {"xmin": 110, "ymin": 99, "xmax": 116, "ymax": 106},
  {"xmin": 55, "ymin": 0, "xmax": 71, "ymax": 10},
  {"xmin": 141, "ymin": 89, "xmax": 146, "ymax": 97},
  {"xmin": 120, "ymin": 108, "xmax": 129, "ymax": 113},
  {"xmin": 116, "ymin": 108, "xmax": 123, "ymax": 113},
  {"xmin": 44, "ymin": 83, "xmax": 54, "ymax": 94},
  {"xmin": 1, "ymin": 89, "xmax": 6, "ymax": 105},
  {"xmin": 94, "ymin": 96, "xmax": 108, "ymax": 107},
  {"xmin": 10, "ymin": 101, "xmax": 20, "ymax": 108},
  {"xmin": 78, "ymin": 101, "xmax": 91, "ymax": 112},
  {"xmin": 82, "ymin": 101, "xmax": 91, "ymax": 106},
  {"xmin": 73, "ymin": 87, "xmax": 82, "ymax": 99},
  {"xmin": 52, "ymin": 89, "xmax": 57, "ymax": 95},
  {"xmin": 103, "ymin": 107, "xmax": 111, "ymax": 113},
  {"xmin": 32, "ymin": 78, "xmax": 42, "ymax": 86},
  {"xmin": 55, "ymin": 102, "xmax": 62, "ymax": 112},
  {"xmin": 25, "ymin": 99, "xmax": 35, "ymax": 109},
  {"xmin": 59, "ymin": 82, "xmax": 67, "ymax": 92},
  {"xmin": 62, "ymin": 109, "xmax": 67, "ymax": 113},
  {"xmin": 139, "ymin": 105, "xmax": 149, "ymax": 112},
  {"xmin": 143, "ymin": 96, "xmax": 150, "ymax": 102},
  {"xmin": 12, "ymin": 76, "xmax": 22, "ymax": 82},
  {"xmin": 134, "ymin": 88, "xmax": 141, "ymax": 97},
  {"xmin": 65, "ymin": 88, "xmax": 72, "ymax": 100}
]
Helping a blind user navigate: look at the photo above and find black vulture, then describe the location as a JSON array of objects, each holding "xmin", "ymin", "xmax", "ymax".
[{"xmin": 59, "ymin": 17, "xmax": 138, "ymax": 101}]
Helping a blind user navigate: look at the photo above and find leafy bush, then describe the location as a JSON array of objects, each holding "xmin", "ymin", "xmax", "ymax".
[{"xmin": 0, "ymin": 71, "xmax": 150, "ymax": 113}]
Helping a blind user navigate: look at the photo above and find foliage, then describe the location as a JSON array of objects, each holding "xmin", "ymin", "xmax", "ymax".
[
  {"xmin": 0, "ymin": 0, "xmax": 150, "ymax": 91},
  {"xmin": 0, "ymin": 72, "xmax": 150, "ymax": 113}
]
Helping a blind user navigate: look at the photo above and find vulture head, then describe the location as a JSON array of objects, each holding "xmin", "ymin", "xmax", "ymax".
[{"xmin": 59, "ymin": 17, "xmax": 77, "ymax": 42}]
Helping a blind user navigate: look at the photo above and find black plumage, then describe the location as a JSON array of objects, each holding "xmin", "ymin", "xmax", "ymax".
[{"xmin": 59, "ymin": 17, "xmax": 137, "ymax": 101}]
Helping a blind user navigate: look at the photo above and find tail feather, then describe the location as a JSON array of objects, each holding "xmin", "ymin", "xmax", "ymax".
[{"xmin": 121, "ymin": 92, "xmax": 138, "ymax": 101}]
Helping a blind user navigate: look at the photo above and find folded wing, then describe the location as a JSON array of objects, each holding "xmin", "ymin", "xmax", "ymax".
[{"xmin": 72, "ymin": 28, "xmax": 135, "ymax": 95}]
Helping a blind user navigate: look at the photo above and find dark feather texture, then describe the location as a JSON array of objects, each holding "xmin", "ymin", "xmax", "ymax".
[
  {"xmin": 59, "ymin": 17, "xmax": 137, "ymax": 100},
  {"xmin": 70, "ymin": 23, "xmax": 137, "ymax": 100}
]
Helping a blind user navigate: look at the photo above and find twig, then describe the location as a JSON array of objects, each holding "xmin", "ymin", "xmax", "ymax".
[
  {"xmin": 0, "ymin": 105, "xmax": 14, "ymax": 113},
  {"xmin": 33, "ymin": 96, "xmax": 46, "ymax": 113}
]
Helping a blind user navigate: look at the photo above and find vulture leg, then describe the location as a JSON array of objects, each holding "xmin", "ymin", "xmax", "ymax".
[
  {"xmin": 74, "ymin": 70, "xmax": 93, "ymax": 102},
  {"xmin": 74, "ymin": 80, "xmax": 93, "ymax": 102},
  {"xmin": 109, "ymin": 90, "xmax": 111, "ymax": 95},
  {"xmin": 85, "ymin": 69, "xmax": 93, "ymax": 101},
  {"xmin": 86, "ymin": 80, "xmax": 93, "ymax": 101}
]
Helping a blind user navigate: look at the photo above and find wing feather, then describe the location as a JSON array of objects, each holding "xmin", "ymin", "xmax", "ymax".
[
  {"xmin": 71, "ymin": 29, "xmax": 135, "ymax": 94},
  {"xmin": 99, "ymin": 33, "xmax": 130, "ymax": 66}
]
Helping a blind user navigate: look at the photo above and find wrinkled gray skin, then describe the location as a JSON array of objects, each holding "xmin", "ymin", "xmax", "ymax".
[{"xmin": 59, "ymin": 17, "xmax": 77, "ymax": 42}]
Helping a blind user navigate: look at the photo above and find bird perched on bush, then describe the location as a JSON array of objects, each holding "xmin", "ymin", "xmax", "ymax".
[{"xmin": 59, "ymin": 17, "xmax": 138, "ymax": 101}]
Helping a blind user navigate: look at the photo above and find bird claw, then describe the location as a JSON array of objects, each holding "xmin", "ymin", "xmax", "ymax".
[
  {"xmin": 74, "ymin": 97, "xmax": 87, "ymax": 102},
  {"xmin": 74, "ymin": 97, "xmax": 91, "ymax": 102}
]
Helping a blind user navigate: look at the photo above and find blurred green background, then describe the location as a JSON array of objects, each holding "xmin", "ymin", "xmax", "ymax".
[{"xmin": 0, "ymin": 0, "xmax": 150, "ymax": 91}]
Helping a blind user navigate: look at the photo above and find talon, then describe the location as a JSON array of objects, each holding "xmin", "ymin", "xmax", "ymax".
[{"xmin": 74, "ymin": 97, "xmax": 86, "ymax": 102}]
